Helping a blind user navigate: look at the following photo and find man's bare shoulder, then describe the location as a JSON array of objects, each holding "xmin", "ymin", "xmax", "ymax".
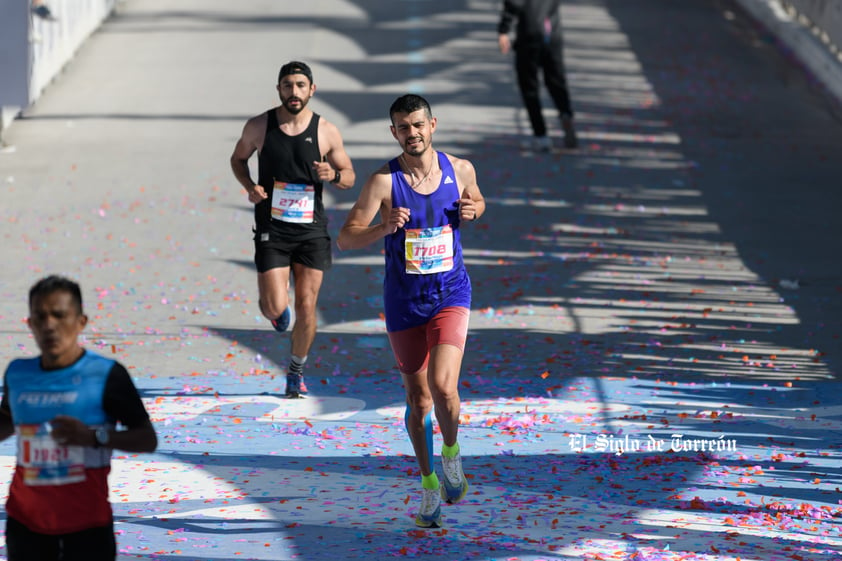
[
  {"xmin": 440, "ymin": 152, "xmax": 476, "ymax": 174},
  {"xmin": 317, "ymin": 114, "xmax": 337, "ymax": 129},
  {"xmin": 374, "ymin": 161, "xmax": 393, "ymax": 176},
  {"xmin": 244, "ymin": 109, "xmax": 270, "ymax": 129},
  {"xmin": 317, "ymin": 115, "xmax": 347, "ymax": 141},
  {"xmin": 233, "ymin": 110, "xmax": 271, "ymax": 157},
  {"xmin": 365, "ymin": 162, "xmax": 393, "ymax": 189},
  {"xmin": 239, "ymin": 110, "xmax": 271, "ymax": 143}
]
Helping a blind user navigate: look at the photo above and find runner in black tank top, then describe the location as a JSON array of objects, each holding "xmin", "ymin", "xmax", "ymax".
[{"xmin": 230, "ymin": 61, "xmax": 356, "ymax": 398}]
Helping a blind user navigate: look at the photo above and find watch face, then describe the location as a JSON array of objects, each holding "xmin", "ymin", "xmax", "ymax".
[{"xmin": 96, "ymin": 427, "xmax": 109, "ymax": 445}]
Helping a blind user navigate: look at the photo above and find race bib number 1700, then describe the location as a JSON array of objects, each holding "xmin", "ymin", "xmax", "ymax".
[{"xmin": 404, "ymin": 225, "xmax": 454, "ymax": 275}]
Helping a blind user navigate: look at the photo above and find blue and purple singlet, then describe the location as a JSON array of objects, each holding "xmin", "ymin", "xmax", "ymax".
[{"xmin": 382, "ymin": 151, "xmax": 471, "ymax": 332}]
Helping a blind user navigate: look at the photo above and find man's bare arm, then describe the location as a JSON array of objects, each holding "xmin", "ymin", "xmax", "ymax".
[
  {"xmin": 451, "ymin": 155, "xmax": 486, "ymax": 222},
  {"xmin": 338, "ymin": 167, "xmax": 405, "ymax": 250},
  {"xmin": 315, "ymin": 119, "xmax": 355, "ymax": 190},
  {"xmin": 230, "ymin": 115, "xmax": 268, "ymax": 203}
]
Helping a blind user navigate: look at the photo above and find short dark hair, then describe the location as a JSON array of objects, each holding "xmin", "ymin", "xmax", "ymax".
[
  {"xmin": 278, "ymin": 61, "xmax": 314, "ymax": 84},
  {"xmin": 29, "ymin": 275, "xmax": 84, "ymax": 314},
  {"xmin": 389, "ymin": 94, "xmax": 432, "ymax": 123}
]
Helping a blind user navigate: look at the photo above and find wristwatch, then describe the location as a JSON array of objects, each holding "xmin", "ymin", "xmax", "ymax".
[
  {"xmin": 94, "ymin": 426, "xmax": 110, "ymax": 448},
  {"xmin": 332, "ymin": 169, "xmax": 341, "ymax": 184}
]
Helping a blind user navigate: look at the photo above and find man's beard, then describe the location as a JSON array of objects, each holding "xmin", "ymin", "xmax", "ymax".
[
  {"xmin": 403, "ymin": 137, "xmax": 426, "ymax": 156},
  {"xmin": 284, "ymin": 97, "xmax": 308, "ymax": 114}
]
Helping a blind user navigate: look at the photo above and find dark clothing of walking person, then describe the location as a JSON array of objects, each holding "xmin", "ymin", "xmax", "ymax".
[{"xmin": 498, "ymin": 0, "xmax": 578, "ymax": 150}]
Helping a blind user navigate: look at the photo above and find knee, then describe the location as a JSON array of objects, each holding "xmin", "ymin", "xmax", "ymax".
[
  {"xmin": 406, "ymin": 394, "xmax": 433, "ymax": 416},
  {"xmin": 293, "ymin": 294, "xmax": 317, "ymax": 313},
  {"xmin": 259, "ymin": 296, "xmax": 288, "ymax": 320},
  {"xmin": 430, "ymin": 379, "xmax": 460, "ymax": 404}
]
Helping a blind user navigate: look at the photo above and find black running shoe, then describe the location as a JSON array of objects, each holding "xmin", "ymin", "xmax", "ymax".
[{"xmin": 284, "ymin": 372, "xmax": 307, "ymax": 398}]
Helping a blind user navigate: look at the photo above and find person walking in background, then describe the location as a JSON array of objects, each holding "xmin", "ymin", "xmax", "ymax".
[
  {"xmin": 338, "ymin": 94, "xmax": 485, "ymax": 528},
  {"xmin": 230, "ymin": 61, "xmax": 355, "ymax": 398},
  {"xmin": 498, "ymin": 0, "xmax": 579, "ymax": 151},
  {"xmin": 0, "ymin": 275, "xmax": 158, "ymax": 561}
]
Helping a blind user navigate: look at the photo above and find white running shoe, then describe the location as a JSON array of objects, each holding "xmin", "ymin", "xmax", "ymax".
[
  {"xmin": 415, "ymin": 486, "xmax": 442, "ymax": 528},
  {"xmin": 441, "ymin": 453, "xmax": 469, "ymax": 504}
]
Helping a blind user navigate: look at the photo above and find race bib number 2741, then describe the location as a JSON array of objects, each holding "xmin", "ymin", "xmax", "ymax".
[{"xmin": 272, "ymin": 181, "xmax": 315, "ymax": 223}]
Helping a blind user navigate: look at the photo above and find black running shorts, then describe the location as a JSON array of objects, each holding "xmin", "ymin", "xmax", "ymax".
[
  {"xmin": 254, "ymin": 235, "xmax": 333, "ymax": 273},
  {"xmin": 5, "ymin": 516, "xmax": 117, "ymax": 561}
]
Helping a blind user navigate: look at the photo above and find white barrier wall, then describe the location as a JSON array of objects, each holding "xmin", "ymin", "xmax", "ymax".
[
  {"xmin": 782, "ymin": 0, "xmax": 842, "ymax": 58},
  {"xmin": 0, "ymin": 0, "xmax": 118, "ymax": 136},
  {"xmin": 736, "ymin": 0, "xmax": 842, "ymax": 104}
]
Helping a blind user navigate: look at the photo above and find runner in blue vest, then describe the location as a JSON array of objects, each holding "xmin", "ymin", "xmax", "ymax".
[
  {"xmin": 0, "ymin": 275, "xmax": 157, "ymax": 560},
  {"xmin": 338, "ymin": 94, "xmax": 486, "ymax": 528}
]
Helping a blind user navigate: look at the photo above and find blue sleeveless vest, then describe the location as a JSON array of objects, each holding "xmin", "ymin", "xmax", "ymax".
[
  {"xmin": 6, "ymin": 351, "xmax": 113, "ymax": 427},
  {"xmin": 382, "ymin": 151, "xmax": 471, "ymax": 332}
]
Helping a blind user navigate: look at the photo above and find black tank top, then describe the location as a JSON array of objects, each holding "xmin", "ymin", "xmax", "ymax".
[{"xmin": 255, "ymin": 109, "xmax": 326, "ymax": 240}]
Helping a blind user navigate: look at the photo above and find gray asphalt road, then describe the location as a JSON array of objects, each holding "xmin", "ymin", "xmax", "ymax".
[{"xmin": 2, "ymin": 0, "xmax": 840, "ymax": 381}]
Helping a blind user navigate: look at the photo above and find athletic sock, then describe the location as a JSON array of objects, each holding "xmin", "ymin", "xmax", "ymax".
[
  {"xmin": 288, "ymin": 354, "xmax": 307, "ymax": 375},
  {"xmin": 421, "ymin": 472, "xmax": 440, "ymax": 490},
  {"xmin": 441, "ymin": 442, "xmax": 460, "ymax": 459}
]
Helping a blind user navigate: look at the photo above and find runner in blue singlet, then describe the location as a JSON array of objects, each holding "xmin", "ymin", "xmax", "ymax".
[{"xmin": 338, "ymin": 94, "xmax": 486, "ymax": 528}]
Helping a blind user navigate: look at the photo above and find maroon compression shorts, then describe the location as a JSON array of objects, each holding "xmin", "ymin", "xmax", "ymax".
[{"xmin": 387, "ymin": 306, "xmax": 470, "ymax": 375}]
